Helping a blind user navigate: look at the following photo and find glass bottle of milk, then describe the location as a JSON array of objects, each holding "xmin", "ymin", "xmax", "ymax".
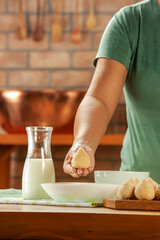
[{"xmin": 22, "ymin": 126, "xmax": 55, "ymax": 199}]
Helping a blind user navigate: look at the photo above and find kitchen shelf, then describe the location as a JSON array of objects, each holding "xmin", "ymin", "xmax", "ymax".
[{"xmin": 0, "ymin": 133, "xmax": 124, "ymax": 146}]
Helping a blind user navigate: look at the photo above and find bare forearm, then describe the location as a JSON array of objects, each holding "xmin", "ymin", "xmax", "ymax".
[
  {"xmin": 63, "ymin": 58, "xmax": 127, "ymax": 178},
  {"xmin": 73, "ymin": 95, "xmax": 112, "ymax": 153},
  {"xmin": 73, "ymin": 59, "xmax": 128, "ymax": 153}
]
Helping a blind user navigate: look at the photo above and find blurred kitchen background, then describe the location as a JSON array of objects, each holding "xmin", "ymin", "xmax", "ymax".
[{"xmin": 0, "ymin": 0, "xmax": 140, "ymax": 188}]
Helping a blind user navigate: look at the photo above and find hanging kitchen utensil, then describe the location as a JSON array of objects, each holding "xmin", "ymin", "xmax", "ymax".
[
  {"xmin": 52, "ymin": 0, "xmax": 62, "ymax": 42},
  {"xmin": 86, "ymin": 0, "xmax": 96, "ymax": 30},
  {"xmin": 72, "ymin": 0, "xmax": 82, "ymax": 43},
  {"xmin": 33, "ymin": 0, "xmax": 43, "ymax": 41},
  {"xmin": 17, "ymin": 0, "xmax": 27, "ymax": 40}
]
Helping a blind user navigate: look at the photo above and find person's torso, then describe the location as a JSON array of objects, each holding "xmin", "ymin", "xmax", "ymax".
[{"xmin": 121, "ymin": 0, "xmax": 160, "ymax": 182}]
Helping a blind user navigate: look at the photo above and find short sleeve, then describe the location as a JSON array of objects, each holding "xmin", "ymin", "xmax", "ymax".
[{"xmin": 93, "ymin": 9, "xmax": 132, "ymax": 70}]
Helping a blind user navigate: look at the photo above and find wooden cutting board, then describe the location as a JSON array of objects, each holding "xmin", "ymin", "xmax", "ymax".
[{"xmin": 103, "ymin": 198, "xmax": 160, "ymax": 211}]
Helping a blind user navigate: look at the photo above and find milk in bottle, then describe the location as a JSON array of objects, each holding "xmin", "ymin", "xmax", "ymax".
[{"xmin": 22, "ymin": 126, "xmax": 55, "ymax": 199}]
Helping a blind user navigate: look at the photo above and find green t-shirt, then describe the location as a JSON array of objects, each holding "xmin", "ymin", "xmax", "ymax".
[{"xmin": 94, "ymin": 0, "xmax": 160, "ymax": 182}]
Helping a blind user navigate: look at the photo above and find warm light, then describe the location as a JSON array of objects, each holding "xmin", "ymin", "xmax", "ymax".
[{"xmin": 4, "ymin": 91, "xmax": 21, "ymax": 100}]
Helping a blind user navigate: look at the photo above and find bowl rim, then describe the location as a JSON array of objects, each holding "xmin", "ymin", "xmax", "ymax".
[
  {"xmin": 41, "ymin": 182, "xmax": 120, "ymax": 187},
  {"xmin": 94, "ymin": 170, "xmax": 150, "ymax": 174}
]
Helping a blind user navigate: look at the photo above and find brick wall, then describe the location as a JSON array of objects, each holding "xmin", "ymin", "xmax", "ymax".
[
  {"xmin": 0, "ymin": 0, "xmax": 139, "ymax": 89},
  {"xmin": 0, "ymin": 0, "xmax": 141, "ymax": 188}
]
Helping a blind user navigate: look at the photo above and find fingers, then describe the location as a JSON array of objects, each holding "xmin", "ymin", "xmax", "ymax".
[
  {"xmin": 63, "ymin": 144, "xmax": 95, "ymax": 178},
  {"xmin": 76, "ymin": 168, "xmax": 90, "ymax": 177},
  {"xmin": 63, "ymin": 156, "xmax": 81, "ymax": 178},
  {"xmin": 63, "ymin": 161, "xmax": 90, "ymax": 178},
  {"xmin": 63, "ymin": 156, "xmax": 94, "ymax": 178},
  {"xmin": 81, "ymin": 168, "xmax": 89, "ymax": 176},
  {"xmin": 79, "ymin": 165, "xmax": 94, "ymax": 177},
  {"xmin": 88, "ymin": 165, "xmax": 94, "ymax": 173},
  {"xmin": 63, "ymin": 163, "xmax": 84, "ymax": 178},
  {"xmin": 63, "ymin": 160, "xmax": 76, "ymax": 174},
  {"xmin": 77, "ymin": 168, "xmax": 83, "ymax": 175},
  {"xmin": 71, "ymin": 169, "xmax": 89, "ymax": 178}
]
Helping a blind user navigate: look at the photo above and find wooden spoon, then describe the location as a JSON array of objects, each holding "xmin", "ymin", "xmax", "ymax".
[
  {"xmin": 86, "ymin": 0, "xmax": 96, "ymax": 30},
  {"xmin": 17, "ymin": 0, "xmax": 27, "ymax": 40},
  {"xmin": 52, "ymin": 0, "xmax": 62, "ymax": 42},
  {"xmin": 33, "ymin": 0, "xmax": 43, "ymax": 41},
  {"xmin": 72, "ymin": 0, "xmax": 82, "ymax": 43}
]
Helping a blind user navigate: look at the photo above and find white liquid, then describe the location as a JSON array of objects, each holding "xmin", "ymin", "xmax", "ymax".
[{"xmin": 22, "ymin": 158, "xmax": 55, "ymax": 199}]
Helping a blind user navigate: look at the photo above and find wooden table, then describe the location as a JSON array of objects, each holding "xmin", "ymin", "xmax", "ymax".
[
  {"xmin": 0, "ymin": 134, "xmax": 124, "ymax": 189},
  {"xmin": 0, "ymin": 134, "xmax": 124, "ymax": 146},
  {"xmin": 0, "ymin": 204, "xmax": 160, "ymax": 239}
]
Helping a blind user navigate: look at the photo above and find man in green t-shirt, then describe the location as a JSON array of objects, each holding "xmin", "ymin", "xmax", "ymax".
[{"xmin": 63, "ymin": 0, "xmax": 160, "ymax": 183}]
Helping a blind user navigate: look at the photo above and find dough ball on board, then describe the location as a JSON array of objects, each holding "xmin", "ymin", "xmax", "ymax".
[
  {"xmin": 155, "ymin": 185, "xmax": 160, "ymax": 199},
  {"xmin": 147, "ymin": 177, "xmax": 158, "ymax": 190},
  {"xmin": 132, "ymin": 177, "xmax": 140, "ymax": 187},
  {"xmin": 117, "ymin": 178, "xmax": 135, "ymax": 199},
  {"xmin": 135, "ymin": 179, "xmax": 155, "ymax": 200},
  {"xmin": 71, "ymin": 147, "xmax": 90, "ymax": 169}
]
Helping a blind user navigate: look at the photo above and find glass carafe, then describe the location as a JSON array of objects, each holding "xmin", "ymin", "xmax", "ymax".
[{"xmin": 22, "ymin": 126, "xmax": 55, "ymax": 199}]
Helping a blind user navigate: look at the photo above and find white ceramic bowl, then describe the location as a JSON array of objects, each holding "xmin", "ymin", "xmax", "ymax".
[
  {"xmin": 94, "ymin": 171, "xmax": 150, "ymax": 185},
  {"xmin": 41, "ymin": 182, "xmax": 119, "ymax": 203}
]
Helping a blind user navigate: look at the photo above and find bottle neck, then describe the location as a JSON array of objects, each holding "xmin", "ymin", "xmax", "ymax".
[{"xmin": 26, "ymin": 129, "xmax": 52, "ymax": 159}]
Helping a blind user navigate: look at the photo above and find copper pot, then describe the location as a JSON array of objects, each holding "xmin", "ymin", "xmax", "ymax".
[{"xmin": 0, "ymin": 89, "xmax": 85, "ymax": 134}]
